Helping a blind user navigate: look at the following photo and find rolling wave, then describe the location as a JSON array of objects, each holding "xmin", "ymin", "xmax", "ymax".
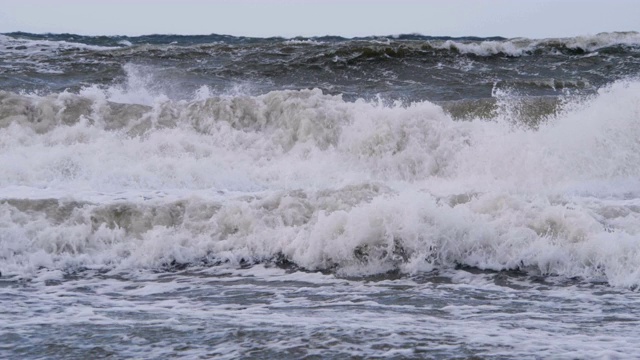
[
  {"xmin": 1, "ymin": 77, "xmax": 640, "ymax": 286},
  {"xmin": 4, "ymin": 31, "xmax": 640, "ymax": 57}
]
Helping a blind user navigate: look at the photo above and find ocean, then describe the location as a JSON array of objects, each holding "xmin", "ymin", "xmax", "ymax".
[{"xmin": 2, "ymin": 31, "xmax": 640, "ymax": 359}]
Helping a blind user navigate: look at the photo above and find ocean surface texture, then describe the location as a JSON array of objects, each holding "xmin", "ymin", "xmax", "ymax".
[{"xmin": 2, "ymin": 32, "xmax": 640, "ymax": 359}]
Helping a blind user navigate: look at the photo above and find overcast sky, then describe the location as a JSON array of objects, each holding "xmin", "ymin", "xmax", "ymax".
[{"xmin": 0, "ymin": 0, "xmax": 638, "ymax": 39}]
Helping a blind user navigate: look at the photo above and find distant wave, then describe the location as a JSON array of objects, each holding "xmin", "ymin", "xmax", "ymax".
[{"xmin": 3, "ymin": 31, "xmax": 640, "ymax": 57}]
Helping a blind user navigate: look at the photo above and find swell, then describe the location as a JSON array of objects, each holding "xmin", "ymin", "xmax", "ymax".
[
  {"xmin": 3, "ymin": 33, "xmax": 638, "ymax": 103},
  {"xmin": 39, "ymin": 34, "xmax": 640, "ymax": 64},
  {"xmin": 4, "ymin": 31, "xmax": 640, "ymax": 57}
]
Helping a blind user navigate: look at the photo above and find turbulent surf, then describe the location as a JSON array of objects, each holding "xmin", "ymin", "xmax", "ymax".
[{"xmin": 2, "ymin": 32, "xmax": 640, "ymax": 358}]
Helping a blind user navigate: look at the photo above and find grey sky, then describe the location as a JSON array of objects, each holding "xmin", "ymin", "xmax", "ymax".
[{"xmin": 0, "ymin": 0, "xmax": 638, "ymax": 38}]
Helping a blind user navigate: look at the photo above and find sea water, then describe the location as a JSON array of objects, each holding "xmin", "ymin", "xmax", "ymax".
[{"xmin": 1, "ymin": 32, "xmax": 640, "ymax": 358}]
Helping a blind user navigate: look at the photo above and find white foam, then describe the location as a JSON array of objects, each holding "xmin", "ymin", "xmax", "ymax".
[
  {"xmin": 435, "ymin": 32, "xmax": 640, "ymax": 57},
  {"xmin": 560, "ymin": 31, "xmax": 640, "ymax": 51},
  {"xmin": 283, "ymin": 39, "xmax": 324, "ymax": 45},
  {"xmin": 0, "ymin": 34, "xmax": 119, "ymax": 55},
  {"xmin": 440, "ymin": 39, "xmax": 528, "ymax": 57},
  {"xmin": 1, "ymin": 70, "xmax": 640, "ymax": 286}
]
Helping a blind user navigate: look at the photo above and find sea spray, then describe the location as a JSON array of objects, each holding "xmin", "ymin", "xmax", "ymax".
[{"xmin": 2, "ymin": 78, "xmax": 640, "ymax": 286}]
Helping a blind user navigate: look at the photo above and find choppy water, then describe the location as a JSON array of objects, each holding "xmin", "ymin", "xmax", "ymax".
[{"xmin": 2, "ymin": 31, "xmax": 640, "ymax": 359}]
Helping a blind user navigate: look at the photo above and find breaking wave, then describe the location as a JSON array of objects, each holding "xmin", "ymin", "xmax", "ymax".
[{"xmin": 1, "ymin": 70, "xmax": 640, "ymax": 286}]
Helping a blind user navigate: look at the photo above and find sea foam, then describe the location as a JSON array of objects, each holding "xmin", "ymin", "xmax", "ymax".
[{"xmin": 1, "ymin": 70, "xmax": 640, "ymax": 286}]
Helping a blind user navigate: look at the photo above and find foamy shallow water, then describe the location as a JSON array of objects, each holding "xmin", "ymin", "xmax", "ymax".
[{"xmin": 3, "ymin": 265, "xmax": 640, "ymax": 359}]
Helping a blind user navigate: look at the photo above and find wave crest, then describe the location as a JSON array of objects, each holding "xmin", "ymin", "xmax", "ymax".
[{"xmin": 2, "ymin": 77, "xmax": 640, "ymax": 286}]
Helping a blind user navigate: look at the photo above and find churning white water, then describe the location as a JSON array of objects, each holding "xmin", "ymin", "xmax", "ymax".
[
  {"xmin": 2, "ymin": 31, "xmax": 640, "ymax": 357},
  {"xmin": 2, "ymin": 75, "xmax": 640, "ymax": 286}
]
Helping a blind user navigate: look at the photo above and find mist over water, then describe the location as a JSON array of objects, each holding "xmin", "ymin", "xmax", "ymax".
[{"xmin": 2, "ymin": 32, "xmax": 640, "ymax": 358}]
